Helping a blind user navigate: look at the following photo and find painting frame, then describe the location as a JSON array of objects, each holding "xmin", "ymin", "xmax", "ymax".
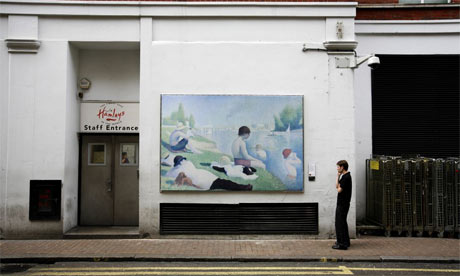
[{"xmin": 160, "ymin": 94, "xmax": 305, "ymax": 193}]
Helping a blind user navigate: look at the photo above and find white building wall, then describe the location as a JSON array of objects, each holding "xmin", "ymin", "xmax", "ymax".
[
  {"xmin": 78, "ymin": 49, "xmax": 140, "ymax": 102},
  {"xmin": 0, "ymin": 9, "xmax": 141, "ymax": 237},
  {"xmin": 3, "ymin": 40, "xmax": 70, "ymax": 238},
  {"xmin": 0, "ymin": 15, "xmax": 9, "ymax": 239},
  {"xmin": 38, "ymin": 17, "xmax": 140, "ymax": 42},
  {"xmin": 63, "ymin": 44, "xmax": 80, "ymax": 234},
  {"xmin": 140, "ymin": 16, "xmax": 357, "ymax": 238},
  {"xmin": 1, "ymin": 1, "xmax": 359, "ymax": 238},
  {"xmin": 354, "ymin": 19, "xmax": 460, "ymax": 221}
]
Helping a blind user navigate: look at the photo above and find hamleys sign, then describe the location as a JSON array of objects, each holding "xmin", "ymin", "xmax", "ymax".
[
  {"xmin": 97, "ymin": 104, "xmax": 126, "ymax": 123},
  {"xmin": 80, "ymin": 102, "xmax": 139, "ymax": 133}
]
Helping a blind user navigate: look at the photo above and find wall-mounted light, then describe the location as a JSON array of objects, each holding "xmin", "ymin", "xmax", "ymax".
[{"xmin": 78, "ymin": 77, "xmax": 91, "ymax": 99}]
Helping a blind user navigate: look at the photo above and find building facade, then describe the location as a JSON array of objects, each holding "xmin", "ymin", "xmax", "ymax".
[{"xmin": 0, "ymin": 0, "xmax": 458, "ymax": 239}]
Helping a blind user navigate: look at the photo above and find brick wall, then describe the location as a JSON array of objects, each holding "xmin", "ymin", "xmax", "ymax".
[
  {"xmin": 83, "ymin": 0, "xmax": 460, "ymax": 20},
  {"xmin": 357, "ymin": 7, "xmax": 460, "ymax": 20}
]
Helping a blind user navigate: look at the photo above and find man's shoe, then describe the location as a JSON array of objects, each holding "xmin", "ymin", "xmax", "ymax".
[{"xmin": 332, "ymin": 244, "xmax": 347, "ymax": 250}]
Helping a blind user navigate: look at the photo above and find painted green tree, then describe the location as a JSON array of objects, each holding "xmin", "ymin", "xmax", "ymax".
[
  {"xmin": 274, "ymin": 104, "xmax": 303, "ymax": 131},
  {"xmin": 273, "ymin": 115, "xmax": 284, "ymax": 131},
  {"xmin": 170, "ymin": 103, "xmax": 186, "ymax": 124},
  {"xmin": 163, "ymin": 103, "xmax": 196, "ymax": 128}
]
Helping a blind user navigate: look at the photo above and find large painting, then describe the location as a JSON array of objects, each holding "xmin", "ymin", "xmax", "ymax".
[{"xmin": 160, "ymin": 95, "xmax": 304, "ymax": 192}]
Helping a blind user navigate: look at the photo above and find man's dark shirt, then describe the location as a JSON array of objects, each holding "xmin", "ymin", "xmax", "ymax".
[{"xmin": 337, "ymin": 172, "xmax": 352, "ymax": 205}]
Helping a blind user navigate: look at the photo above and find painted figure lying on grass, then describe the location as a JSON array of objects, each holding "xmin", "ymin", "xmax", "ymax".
[{"xmin": 166, "ymin": 156, "xmax": 253, "ymax": 191}]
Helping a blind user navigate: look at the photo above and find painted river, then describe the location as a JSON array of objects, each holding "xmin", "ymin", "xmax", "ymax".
[{"xmin": 202, "ymin": 129, "xmax": 304, "ymax": 191}]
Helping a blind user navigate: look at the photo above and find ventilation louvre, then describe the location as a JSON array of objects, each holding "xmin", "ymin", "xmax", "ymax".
[{"xmin": 160, "ymin": 203, "xmax": 318, "ymax": 235}]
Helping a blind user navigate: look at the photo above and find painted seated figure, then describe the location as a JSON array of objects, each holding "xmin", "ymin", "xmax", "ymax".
[
  {"xmin": 169, "ymin": 122, "xmax": 189, "ymax": 152},
  {"xmin": 231, "ymin": 126, "xmax": 266, "ymax": 169}
]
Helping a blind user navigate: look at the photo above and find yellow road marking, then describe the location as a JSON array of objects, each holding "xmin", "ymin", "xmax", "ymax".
[
  {"xmin": 29, "ymin": 266, "xmax": 353, "ymax": 275},
  {"xmin": 29, "ymin": 272, "xmax": 351, "ymax": 276},
  {"xmin": 31, "ymin": 267, "xmax": 345, "ymax": 271},
  {"xmin": 348, "ymin": 267, "xmax": 460, "ymax": 273},
  {"xmin": 340, "ymin": 266, "xmax": 353, "ymax": 275},
  {"xmin": 27, "ymin": 266, "xmax": 460, "ymax": 275}
]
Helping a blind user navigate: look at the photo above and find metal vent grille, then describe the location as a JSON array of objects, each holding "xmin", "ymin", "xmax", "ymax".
[
  {"xmin": 160, "ymin": 204, "xmax": 239, "ymax": 234},
  {"xmin": 160, "ymin": 203, "xmax": 318, "ymax": 235}
]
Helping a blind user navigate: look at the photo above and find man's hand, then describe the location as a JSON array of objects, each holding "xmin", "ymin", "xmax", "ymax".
[{"xmin": 336, "ymin": 172, "xmax": 342, "ymax": 192}]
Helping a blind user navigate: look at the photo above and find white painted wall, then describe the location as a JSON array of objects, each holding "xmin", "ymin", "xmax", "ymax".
[
  {"xmin": 79, "ymin": 49, "xmax": 140, "ymax": 102},
  {"xmin": 152, "ymin": 18, "xmax": 325, "ymax": 42},
  {"xmin": 63, "ymin": 44, "xmax": 80, "ymax": 233},
  {"xmin": 1, "ymin": 14, "xmax": 136, "ymax": 238},
  {"xmin": 3, "ymin": 1, "xmax": 458, "ymax": 239},
  {"xmin": 0, "ymin": 15, "xmax": 9, "ymax": 239},
  {"xmin": 39, "ymin": 17, "xmax": 140, "ymax": 42},
  {"xmin": 353, "ymin": 20, "xmax": 460, "ymax": 221},
  {"xmin": 2, "ymin": 41, "xmax": 70, "ymax": 238},
  {"xmin": 1, "ymin": 2, "xmax": 358, "ymax": 238},
  {"xmin": 0, "ymin": 15, "xmax": 142, "ymax": 238},
  {"xmin": 140, "ymin": 17, "xmax": 357, "ymax": 238}
]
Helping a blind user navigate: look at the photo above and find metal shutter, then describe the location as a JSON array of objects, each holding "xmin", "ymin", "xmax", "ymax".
[{"xmin": 371, "ymin": 55, "xmax": 459, "ymax": 158}]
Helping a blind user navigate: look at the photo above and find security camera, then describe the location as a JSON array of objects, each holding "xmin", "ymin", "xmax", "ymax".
[
  {"xmin": 354, "ymin": 54, "xmax": 380, "ymax": 69},
  {"xmin": 367, "ymin": 56, "xmax": 380, "ymax": 69}
]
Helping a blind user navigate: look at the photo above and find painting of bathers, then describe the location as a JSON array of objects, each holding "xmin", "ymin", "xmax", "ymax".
[{"xmin": 160, "ymin": 94, "xmax": 304, "ymax": 192}]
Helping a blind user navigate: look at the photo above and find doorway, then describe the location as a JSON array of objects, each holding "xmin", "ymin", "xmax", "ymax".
[{"xmin": 79, "ymin": 135, "xmax": 139, "ymax": 226}]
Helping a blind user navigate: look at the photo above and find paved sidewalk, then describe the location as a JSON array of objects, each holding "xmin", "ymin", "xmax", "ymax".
[{"xmin": 1, "ymin": 236, "xmax": 459, "ymax": 263}]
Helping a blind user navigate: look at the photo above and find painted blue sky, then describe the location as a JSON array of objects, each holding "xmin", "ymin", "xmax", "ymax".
[{"xmin": 161, "ymin": 95, "xmax": 303, "ymax": 129}]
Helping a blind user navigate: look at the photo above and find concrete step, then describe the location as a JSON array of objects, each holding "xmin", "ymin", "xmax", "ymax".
[{"xmin": 64, "ymin": 226, "xmax": 139, "ymax": 239}]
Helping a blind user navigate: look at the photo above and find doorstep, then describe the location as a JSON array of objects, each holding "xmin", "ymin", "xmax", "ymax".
[{"xmin": 64, "ymin": 226, "xmax": 139, "ymax": 239}]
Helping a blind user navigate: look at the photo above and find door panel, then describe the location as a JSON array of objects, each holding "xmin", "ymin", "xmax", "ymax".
[
  {"xmin": 81, "ymin": 136, "xmax": 114, "ymax": 225},
  {"xmin": 114, "ymin": 136, "xmax": 139, "ymax": 225}
]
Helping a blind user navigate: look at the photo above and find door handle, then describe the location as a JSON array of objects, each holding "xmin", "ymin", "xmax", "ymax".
[
  {"xmin": 106, "ymin": 179, "xmax": 112, "ymax": 192},
  {"xmin": 137, "ymin": 169, "xmax": 139, "ymax": 180}
]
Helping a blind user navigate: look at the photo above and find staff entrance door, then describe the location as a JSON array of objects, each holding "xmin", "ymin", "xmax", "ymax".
[{"xmin": 80, "ymin": 135, "xmax": 139, "ymax": 226}]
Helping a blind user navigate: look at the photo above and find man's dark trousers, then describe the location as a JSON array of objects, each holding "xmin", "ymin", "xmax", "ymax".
[{"xmin": 335, "ymin": 203, "xmax": 350, "ymax": 247}]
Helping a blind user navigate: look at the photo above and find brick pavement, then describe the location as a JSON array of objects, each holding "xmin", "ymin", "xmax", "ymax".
[{"xmin": 1, "ymin": 236, "xmax": 459, "ymax": 262}]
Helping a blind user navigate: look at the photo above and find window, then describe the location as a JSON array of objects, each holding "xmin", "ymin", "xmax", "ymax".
[
  {"xmin": 88, "ymin": 143, "xmax": 106, "ymax": 165},
  {"xmin": 120, "ymin": 143, "xmax": 138, "ymax": 166}
]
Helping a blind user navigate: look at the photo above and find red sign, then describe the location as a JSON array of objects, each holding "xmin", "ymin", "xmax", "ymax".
[{"xmin": 97, "ymin": 104, "xmax": 126, "ymax": 123}]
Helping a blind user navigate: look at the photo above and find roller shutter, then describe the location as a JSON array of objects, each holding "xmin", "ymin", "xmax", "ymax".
[{"xmin": 371, "ymin": 55, "xmax": 460, "ymax": 158}]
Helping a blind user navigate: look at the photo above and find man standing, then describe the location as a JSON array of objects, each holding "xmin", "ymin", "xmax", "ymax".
[{"xmin": 333, "ymin": 160, "xmax": 352, "ymax": 250}]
